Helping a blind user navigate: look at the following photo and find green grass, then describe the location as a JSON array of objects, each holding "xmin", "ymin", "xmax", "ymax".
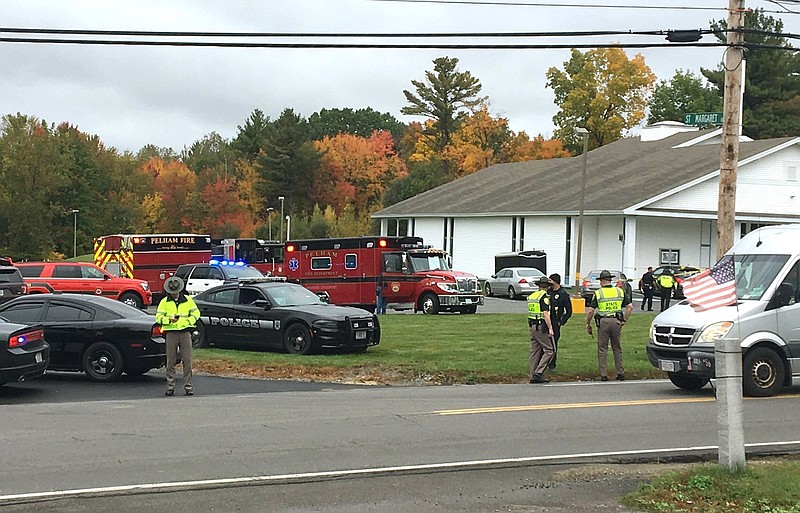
[
  {"xmin": 621, "ymin": 457, "xmax": 800, "ymax": 512},
  {"xmin": 195, "ymin": 312, "xmax": 666, "ymax": 383}
]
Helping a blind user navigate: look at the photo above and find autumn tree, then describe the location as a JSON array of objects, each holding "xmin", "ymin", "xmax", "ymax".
[
  {"xmin": 308, "ymin": 107, "xmax": 406, "ymax": 144},
  {"xmin": 183, "ymin": 132, "xmax": 234, "ymax": 182},
  {"xmin": 401, "ymin": 56, "xmax": 485, "ymax": 152},
  {"xmin": 648, "ymin": 70, "xmax": 722, "ymax": 124},
  {"xmin": 546, "ymin": 48, "xmax": 656, "ymax": 152},
  {"xmin": 139, "ymin": 157, "xmax": 199, "ymax": 232},
  {"xmin": 231, "ymin": 109, "xmax": 271, "ymax": 161},
  {"xmin": 702, "ymin": 9, "xmax": 800, "ymax": 139}
]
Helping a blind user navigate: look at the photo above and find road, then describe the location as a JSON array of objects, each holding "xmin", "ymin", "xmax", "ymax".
[{"xmin": 2, "ymin": 373, "xmax": 799, "ymax": 512}]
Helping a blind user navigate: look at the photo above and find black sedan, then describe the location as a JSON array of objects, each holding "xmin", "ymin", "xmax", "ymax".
[
  {"xmin": 0, "ymin": 318, "xmax": 49, "ymax": 386},
  {"xmin": 0, "ymin": 294, "xmax": 165, "ymax": 382},
  {"xmin": 193, "ymin": 280, "xmax": 380, "ymax": 355}
]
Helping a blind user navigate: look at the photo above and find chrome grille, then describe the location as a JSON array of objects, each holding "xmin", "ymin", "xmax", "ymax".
[
  {"xmin": 350, "ymin": 318, "xmax": 375, "ymax": 330},
  {"xmin": 456, "ymin": 278, "xmax": 478, "ymax": 293},
  {"xmin": 654, "ymin": 326, "xmax": 696, "ymax": 346}
]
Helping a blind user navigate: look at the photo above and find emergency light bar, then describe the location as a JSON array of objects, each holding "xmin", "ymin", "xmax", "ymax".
[
  {"xmin": 237, "ymin": 277, "xmax": 287, "ymax": 284},
  {"xmin": 209, "ymin": 259, "xmax": 247, "ymax": 267}
]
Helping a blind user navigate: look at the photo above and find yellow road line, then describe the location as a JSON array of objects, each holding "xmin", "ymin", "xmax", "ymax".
[{"xmin": 433, "ymin": 397, "xmax": 715, "ymax": 415}]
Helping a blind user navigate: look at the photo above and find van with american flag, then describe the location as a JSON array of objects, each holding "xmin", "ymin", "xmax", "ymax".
[{"xmin": 646, "ymin": 224, "xmax": 800, "ymax": 397}]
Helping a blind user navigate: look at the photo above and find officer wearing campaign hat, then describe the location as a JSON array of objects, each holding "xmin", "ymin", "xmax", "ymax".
[
  {"xmin": 526, "ymin": 274, "xmax": 555, "ymax": 384},
  {"xmin": 585, "ymin": 269, "xmax": 632, "ymax": 382},
  {"xmin": 156, "ymin": 276, "xmax": 200, "ymax": 396}
]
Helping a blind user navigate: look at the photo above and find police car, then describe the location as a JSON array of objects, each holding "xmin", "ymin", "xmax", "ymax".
[{"xmin": 192, "ymin": 278, "xmax": 380, "ymax": 355}]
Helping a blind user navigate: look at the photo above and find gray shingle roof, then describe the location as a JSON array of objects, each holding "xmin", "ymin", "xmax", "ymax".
[{"xmin": 374, "ymin": 131, "xmax": 796, "ymax": 218}]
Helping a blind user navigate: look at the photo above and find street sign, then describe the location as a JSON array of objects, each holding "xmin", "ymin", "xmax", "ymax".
[{"xmin": 684, "ymin": 112, "xmax": 724, "ymax": 126}]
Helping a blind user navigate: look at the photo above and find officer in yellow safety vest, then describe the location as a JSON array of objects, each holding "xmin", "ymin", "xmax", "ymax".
[
  {"xmin": 585, "ymin": 270, "xmax": 633, "ymax": 381},
  {"xmin": 156, "ymin": 276, "xmax": 200, "ymax": 396},
  {"xmin": 656, "ymin": 268, "xmax": 676, "ymax": 311},
  {"xmin": 526, "ymin": 275, "xmax": 554, "ymax": 384}
]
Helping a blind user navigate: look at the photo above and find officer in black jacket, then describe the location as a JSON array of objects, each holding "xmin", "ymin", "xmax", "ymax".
[{"xmin": 546, "ymin": 273, "xmax": 572, "ymax": 371}]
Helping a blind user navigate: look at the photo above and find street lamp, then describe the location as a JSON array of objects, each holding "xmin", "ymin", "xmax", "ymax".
[
  {"xmin": 278, "ymin": 196, "xmax": 285, "ymax": 242},
  {"xmin": 574, "ymin": 127, "xmax": 589, "ymax": 287},
  {"xmin": 285, "ymin": 215, "xmax": 291, "ymax": 242},
  {"xmin": 71, "ymin": 209, "xmax": 79, "ymax": 258},
  {"xmin": 266, "ymin": 207, "xmax": 275, "ymax": 240}
]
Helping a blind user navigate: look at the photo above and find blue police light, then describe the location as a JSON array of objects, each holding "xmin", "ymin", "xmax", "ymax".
[
  {"xmin": 235, "ymin": 261, "xmax": 246, "ymax": 267},
  {"xmin": 209, "ymin": 259, "xmax": 220, "ymax": 265}
]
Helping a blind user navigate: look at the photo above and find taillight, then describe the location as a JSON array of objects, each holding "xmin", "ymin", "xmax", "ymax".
[
  {"xmin": 582, "ymin": 279, "xmax": 589, "ymax": 287},
  {"xmin": 151, "ymin": 325, "xmax": 164, "ymax": 338},
  {"xmin": 519, "ymin": 279, "xmax": 528, "ymax": 284},
  {"xmin": 9, "ymin": 329, "xmax": 44, "ymax": 348},
  {"xmin": 20, "ymin": 284, "xmax": 27, "ymax": 294}
]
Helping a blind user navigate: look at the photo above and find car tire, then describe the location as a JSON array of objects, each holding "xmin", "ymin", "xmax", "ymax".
[
  {"xmin": 484, "ymin": 283, "xmax": 493, "ymax": 297},
  {"xmin": 82, "ymin": 342, "xmax": 125, "ymax": 382},
  {"xmin": 743, "ymin": 347, "xmax": 785, "ymax": 397},
  {"xmin": 667, "ymin": 372, "xmax": 709, "ymax": 391},
  {"xmin": 420, "ymin": 293, "xmax": 440, "ymax": 315},
  {"xmin": 508, "ymin": 286, "xmax": 516, "ymax": 300},
  {"xmin": 119, "ymin": 292, "xmax": 143, "ymax": 309},
  {"xmin": 284, "ymin": 323, "xmax": 316, "ymax": 355},
  {"xmin": 193, "ymin": 322, "xmax": 209, "ymax": 348}
]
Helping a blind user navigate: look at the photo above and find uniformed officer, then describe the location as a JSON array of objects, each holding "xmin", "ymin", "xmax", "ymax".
[
  {"xmin": 156, "ymin": 276, "xmax": 201, "ymax": 396},
  {"xmin": 656, "ymin": 268, "xmax": 676, "ymax": 311},
  {"xmin": 526, "ymin": 275, "xmax": 554, "ymax": 384},
  {"xmin": 546, "ymin": 273, "xmax": 572, "ymax": 372},
  {"xmin": 585, "ymin": 270, "xmax": 632, "ymax": 381},
  {"xmin": 639, "ymin": 266, "xmax": 655, "ymax": 311}
]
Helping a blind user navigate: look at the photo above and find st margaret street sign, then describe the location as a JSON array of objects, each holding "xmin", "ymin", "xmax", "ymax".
[{"xmin": 684, "ymin": 112, "xmax": 723, "ymax": 126}]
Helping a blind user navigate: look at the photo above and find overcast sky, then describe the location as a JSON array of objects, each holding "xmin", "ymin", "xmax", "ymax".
[{"xmin": 2, "ymin": 0, "xmax": 798, "ymax": 153}]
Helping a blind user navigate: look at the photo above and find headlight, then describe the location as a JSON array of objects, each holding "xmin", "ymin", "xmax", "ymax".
[
  {"xmin": 312, "ymin": 319, "xmax": 339, "ymax": 331},
  {"xmin": 697, "ymin": 321, "xmax": 735, "ymax": 343},
  {"xmin": 436, "ymin": 282, "xmax": 458, "ymax": 293},
  {"xmin": 649, "ymin": 322, "xmax": 655, "ymax": 341},
  {"xmin": 141, "ymin": 283, "xmax": 149, "ymax": 291}
]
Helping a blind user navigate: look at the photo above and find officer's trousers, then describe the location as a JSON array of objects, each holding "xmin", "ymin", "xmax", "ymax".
[
  {"xmin": 660, "ymin": 289, "xmax": 672, "ymax": 311},
  {"xmin": 529, "ymin": 323, "xmax": 554, "ymax": 378},
  {"xmin": 597, "ymin": 317, "xmax": 624, "ymax": 378},
  {"xmin": 165, "ymin": 330, "xmax": 193, "ymax": 392}
]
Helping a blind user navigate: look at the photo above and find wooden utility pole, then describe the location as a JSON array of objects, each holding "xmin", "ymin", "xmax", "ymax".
[
  {"xmin": 717, "ymin": 0, "xmax": 746, "ymax": 259},
  {"xmin": 716, "ymin": 0, "xmax": 747, "ymax": 473}
]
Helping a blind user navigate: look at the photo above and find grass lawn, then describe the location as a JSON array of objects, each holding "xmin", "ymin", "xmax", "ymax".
[{"xmin": 194, "ymin": 312, "xmax": 667, "ymax": 383}]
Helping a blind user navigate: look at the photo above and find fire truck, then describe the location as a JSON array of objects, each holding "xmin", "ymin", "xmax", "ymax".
[
  {"xmin": 283, "ymin": 236, "xmax": 484, "ymax": 314},
  {"xmin": 93, "ymin": 234, "xmax": 213, "ymax": 297},
  {"xmin": 211, "ymin": 238, "xmax": 285, "ymax": 275}
]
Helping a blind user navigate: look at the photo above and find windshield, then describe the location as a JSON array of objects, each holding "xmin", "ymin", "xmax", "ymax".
[
  {"xmin": 265, "ymin": 284, "xmax": 324, "ymax": 307},
  {"xmin": 735, "ymin": 254, "xmax": 790, "ymax": 300},
  {"xmin": 517, "ymin": 269, "xmax": 544, "ymax": 277},
  {"xmin": 408, "ymin": 253, "xmax": 450, "ymax": 272},
  {"xmin": 225, "ymin": 266, "xmax": 264, "ymax": 279}
]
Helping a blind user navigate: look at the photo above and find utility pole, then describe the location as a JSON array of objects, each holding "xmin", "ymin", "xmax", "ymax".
[{"xmin": 716, "ymin": 0, "xmax": 746, "ymax": 473}]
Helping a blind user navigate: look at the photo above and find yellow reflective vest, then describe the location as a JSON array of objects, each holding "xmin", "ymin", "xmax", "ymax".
[
  {"xmin": 156, "ymin": 295, "xmax": 200, "ymax": 331},
  {"xmin": 594, "ymin": 286, "xmax": 624, "ymax": 316},
  {"xmin": 527, "ymin": 290, "xmax": 548, "ymax": 320},
  {"xmin": 657, "ymin": 274, "xmax": 675, "ymax": 289}
]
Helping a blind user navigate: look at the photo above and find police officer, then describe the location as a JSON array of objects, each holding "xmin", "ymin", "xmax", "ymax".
[
  {"xmin": 156, "ymin": 276, "xmax": 201, "ymax": 396},
  {"xmin": 656, "ymin": 268, "xmax": 676, "ymax": 311},
  {"xmin": 639, "ymin": 266, "xmax": 655, "ymax": 311},
  {"xmin": 526, "ymin": 275, "xmax": 554, "ymax": 384},
  {"xmin": 546, "ymin": 273, "xmax": 572, "ymax": 372},
  {"xmin": 585, "ymin": 270, "xmax": 632, "ymax": 381}
]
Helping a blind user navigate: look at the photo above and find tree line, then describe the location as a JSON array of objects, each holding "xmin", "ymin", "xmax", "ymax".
[{"xmin": 0, "ymin": 9, "xmax": 795, "ymax": 260}]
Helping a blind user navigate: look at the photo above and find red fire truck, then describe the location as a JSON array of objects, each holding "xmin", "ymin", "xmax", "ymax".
[
  {"xmin": 211, "ymin": 238, "xmax": 285, "ymax": 275},
  {"xmin": 283, "ymin": 236, "xmax": 484, "ymax": 314},
  {"xmin": 93, "ymin": 234, "xmax": 213, "ymax": 297}
]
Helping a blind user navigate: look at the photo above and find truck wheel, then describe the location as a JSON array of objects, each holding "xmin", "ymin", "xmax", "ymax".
[
  {"xmin": 667, "ymin": 372, "xmax": 709, "ymax": 391},
  {"xmin": 284, "ymin": 323, "xmax": 316, "ymax": 355},
  {"xmin": 507, "ymin": 286, "xmax": 517, "ymax": 300},
  {"xmin": 743, "ymin": 347, "xmax": 785, "ymax": 397},
  {"xmin": 82, "ymin": 342, "xmax": 125, "ymax": 382},
  {"xmin": 484, "ymin": 283, "xmax": 493, "ymax": 297},
  {"xmin": 420, "ymin": 293, "xmax": 440, "ymax": 315},
  {"xmin": 120, "ymin": 292, "xmax": 143, "ymax": 309}
]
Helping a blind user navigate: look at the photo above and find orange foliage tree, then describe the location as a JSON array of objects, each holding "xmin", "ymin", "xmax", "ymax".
[{"xmin": 138, "ymin": 157, "xmax": 199, "ymax": 232}]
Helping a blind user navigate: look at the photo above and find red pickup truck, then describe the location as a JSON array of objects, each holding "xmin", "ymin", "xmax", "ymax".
[{"xmin": 16, "ymin": 262, "xmax": 152, "ymax": 309}]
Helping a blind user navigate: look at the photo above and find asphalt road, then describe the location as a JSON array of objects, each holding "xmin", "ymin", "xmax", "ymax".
[{"xmin": 2, "ymin": 374, "xmax": 799, "ymax": 512}]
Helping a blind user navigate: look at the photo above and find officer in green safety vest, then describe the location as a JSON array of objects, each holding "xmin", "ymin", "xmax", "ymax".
[
  {"xmin": 585, "ymin": 270, "xmax": 632, "ymax": 382},
  {"xmin": 656, "ymin": 268, "xmax": 676, "ymax": 311},
  {"xmin": 526, "ymin": 275, "xmax": 554, "ymax": 384},
  {"xmin": 156, "ymin": 276, "xmax": 200, "ymax": 396}
]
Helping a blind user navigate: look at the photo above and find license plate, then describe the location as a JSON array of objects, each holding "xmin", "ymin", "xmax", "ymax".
[
  {"xmin": 465, "ymin": 298, "xmax": 472, "ymax": 304},
  {"xmin": 355, "ymin": 331, "xmax": 367, "ymax": 340},
  {"xmin": 659, "ymin": 359, "xmax": 676, "ymax": 372},
  {"xmin": 35, "ymin": 352, "xmax": 43, "ymax": 363}
]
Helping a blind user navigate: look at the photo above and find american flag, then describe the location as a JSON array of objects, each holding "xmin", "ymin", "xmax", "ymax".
[{"xmin": 682, "ymin": 257, "xmax": 737, "ymax": 311}]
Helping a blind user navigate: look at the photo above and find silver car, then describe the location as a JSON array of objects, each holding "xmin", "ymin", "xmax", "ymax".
[
  {"xmin": 484, "ymin": 267, "xmax": 546, "ymax": 300},
  {"xmin": 580, "ymin": 269, "xmax": 623, "ymax": 302}
]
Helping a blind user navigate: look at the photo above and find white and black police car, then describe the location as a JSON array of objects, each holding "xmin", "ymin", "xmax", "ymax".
[{"xmin": 192, "ymin": 278, "xmax": 380, "ymax": 355}]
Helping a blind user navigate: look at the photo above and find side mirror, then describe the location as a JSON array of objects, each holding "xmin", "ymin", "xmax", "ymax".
[
  {"xmin": 104, "ymin": 274, "xmax": 111, "ymax": 281},
  {"xmin": 401, "ymin": 266, "xmax": 409, "ymax": 275},
  {"xmin": 253, "ymin": 299, "xmax": 270, "ymax": 309},
  {"xmin": 491, "ymin": 275, "xmax": 496, "ymax": 279},
  {"xmin": 316, "ymin": 291, "xmax": 331, "ymax": 304}
]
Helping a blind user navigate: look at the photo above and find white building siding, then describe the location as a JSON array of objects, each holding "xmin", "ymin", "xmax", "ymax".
[
  {"xmin": 634, "ymin": 217, "xmax": 709, "ymax": 269},
  {"xmin": 413, "ymin": 218, "xmax": 443, "ymax": 249},
  {"xmin": 452, "ymin": 217, "xmax": 512, "ymax": 277},
  {"xmin": 597, "ymin": 217, "xmax": 625, "ymax": 271},
  {"xmin": 524, "ymin": 217, "xmax": 567, "ymax": 280}
]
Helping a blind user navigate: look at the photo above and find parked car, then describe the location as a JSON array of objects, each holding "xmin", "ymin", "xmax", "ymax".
[
  {"xmin": 16, "ymin": 262, "xmax": 152, "ymax": 309},
  {"xmin": 0, "ymin": 318, "xmax": 49, "ymax": 386},
  {"xmin": 0, "ymin": 257, "xmax": 27, "ymax": 305},
  {"xmin": 193, "ymin": 279, "xmax": 380, "ymax": 355},
  {"xmin": 484, "ymin": 267, "xmax": 546, "ymax": 299},
  {"xmin": 0, "ymin": 294, "xmax": 165, "ymax": 382},
  {"xmin": 580, "ymin": 269, "xmax": 623, "ymax": 302},
  {"xmin": 175, "ymin": 261, "xmax": 265, "ymax": 296},
  {"xmin": 651, "ymin": 265, "xmax": 702, "ymax": 299}
]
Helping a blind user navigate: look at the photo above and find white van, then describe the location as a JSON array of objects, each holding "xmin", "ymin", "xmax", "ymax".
[{"xmin": 647, "ymin": 224, "xmax": 800, "ymax": 397}]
